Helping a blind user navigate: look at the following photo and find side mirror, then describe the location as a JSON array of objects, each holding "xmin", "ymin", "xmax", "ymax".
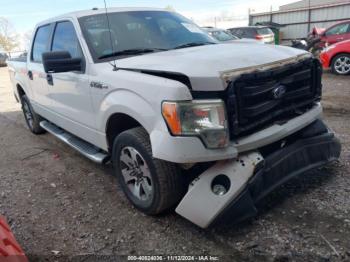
[{"xmin": 42, "ymin": 51, "xmax": 83, "ymax": 73}]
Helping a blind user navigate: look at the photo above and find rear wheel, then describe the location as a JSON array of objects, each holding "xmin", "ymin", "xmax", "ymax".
[
  {"xmin": 112, "ymin": 127, "xmax": 185, "ymax": 215},
  {"xmin": 20, "ymin": 95, "xmax": 46, "ymax": 134},
  {"xmin": 331, "ymin": 54, "xmax": 350, "ymax": 75}
]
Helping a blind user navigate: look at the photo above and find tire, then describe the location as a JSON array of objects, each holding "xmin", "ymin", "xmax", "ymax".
[
  {"xmin": 20, "ymin": 95, "xmax": 46, "ymax": 134},
  {"xmin": 112, "ymin": 127, "xmax": 185, "ymax": 215},
  {"xmin": 331, "ymin": 54, "xmax": 350, "ymax": 75}
]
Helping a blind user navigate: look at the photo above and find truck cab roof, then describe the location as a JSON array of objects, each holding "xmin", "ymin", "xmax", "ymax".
[{"xmin": 36, "ymin": 7, "xmax": 166, "ymax": 26}]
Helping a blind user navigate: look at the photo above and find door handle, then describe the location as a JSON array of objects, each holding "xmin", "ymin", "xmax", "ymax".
[
  {"xmin": 46, "ymin": 73, "xmax": 53, "ymax": 86},
  {"xmin": 27, "ymin": 70, "xmax": 33, "ymax": 80}
]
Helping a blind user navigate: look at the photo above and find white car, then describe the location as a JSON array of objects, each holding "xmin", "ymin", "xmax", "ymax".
[{"xmin": 8, "ymin": 7, "xmax": 340, "ymax": 228}]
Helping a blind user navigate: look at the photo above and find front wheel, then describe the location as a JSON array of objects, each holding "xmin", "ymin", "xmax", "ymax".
[
  {"xmin": 331, "ymin": 54, "xmax": 350, "ymax": 75},
  {"xmin": 112, "ymin": 127, "xmax": 185, "ymax": 215}
]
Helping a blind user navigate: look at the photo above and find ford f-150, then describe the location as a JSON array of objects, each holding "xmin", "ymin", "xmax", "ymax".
[{"xmin": 7, "ymin": 8, "xmax": 341, "ymax": 228}]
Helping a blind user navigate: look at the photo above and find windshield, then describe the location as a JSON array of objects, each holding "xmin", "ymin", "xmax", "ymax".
[
  {"xmin": 79, "ymin": 11, "xmax": 217, "ymax": 62},
  {"xmin": 209, "ymin": 30, "xmax": 238, "ymax": 41}
]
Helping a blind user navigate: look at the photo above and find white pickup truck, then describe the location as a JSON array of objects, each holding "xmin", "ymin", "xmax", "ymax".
[{"xmin": 8, "ymin": 8, "xmax": 341, "ymax": 228}]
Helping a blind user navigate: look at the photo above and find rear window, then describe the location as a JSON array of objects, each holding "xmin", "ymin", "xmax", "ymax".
[
  {"xmin": 210, "ymin": 30, "xmax": 237, "ymax": 41},
  {"xmin": 230, "ymin": 28, "xmax": 244, "ymax": 37},
  {"xmin": 257, "ymin": 27, "xmax": 273, "ymax": 35}
]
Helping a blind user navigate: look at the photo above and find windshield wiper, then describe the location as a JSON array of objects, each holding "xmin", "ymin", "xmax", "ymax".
[
  {"xmin": 173, "ymin": 42, "xmax": 216, "ymax": 49},
  {"xmin": 98, "ymin": 48, "xmax": 168, "ymax": 59}
]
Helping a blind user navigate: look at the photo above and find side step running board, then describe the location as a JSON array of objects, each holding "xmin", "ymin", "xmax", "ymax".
[{"xmin": 40, "ymin": 120, "xmax": 109, "ymax": 164}]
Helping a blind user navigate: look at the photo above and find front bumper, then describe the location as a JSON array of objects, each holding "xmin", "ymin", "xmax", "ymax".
[
  {"xmin": 319, "ymin": 52, "xmax": 331, "ymax": 69},
  {"xmin": 152, "ymin": 103, "xmax": 322, "ymax": 163},
  {"xmin": 176, "ymin": 120, "xmax": 341, "ymax": 228}
]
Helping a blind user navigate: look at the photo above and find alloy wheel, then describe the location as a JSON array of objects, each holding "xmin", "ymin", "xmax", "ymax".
[
  {"xmin": 119, "ymin": 146, "xmax": 153, "ymax": 201},
  {"xmin": 334, "ymin": 56, "xmax": 350, "ymax": 75}
]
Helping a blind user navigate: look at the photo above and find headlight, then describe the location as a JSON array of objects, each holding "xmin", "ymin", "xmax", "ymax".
[{"xmin": 162, "ymin": 100, "xmax": 229, "ymax": 149}]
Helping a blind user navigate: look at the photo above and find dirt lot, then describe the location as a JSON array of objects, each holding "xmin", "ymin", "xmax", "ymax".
[{"xmin": 0, "ymin": 66, "xmax": 349, "ymax": 261}]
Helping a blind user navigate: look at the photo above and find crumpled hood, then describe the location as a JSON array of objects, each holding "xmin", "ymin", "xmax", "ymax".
[
  {"xmin": 116, "ymin": 43, "xmax": 307, "ymax": 91},
  {"xmin": 312, "ymin": 27, "xmax": 326, "ymax": 36}
]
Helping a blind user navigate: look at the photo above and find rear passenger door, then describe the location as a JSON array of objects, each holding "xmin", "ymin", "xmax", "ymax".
[
  {"xmin": 27, "ymin": 24, "xmax": 53, "ymax": 109},
  {"xmin": 47, "ymin": 20, "xmax": 96, "ymax": 132}
]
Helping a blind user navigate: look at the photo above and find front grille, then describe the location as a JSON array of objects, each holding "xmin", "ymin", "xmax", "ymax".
[{"xmin": 226, "ymin": 58, "xmax": 322, "ymax": 137}]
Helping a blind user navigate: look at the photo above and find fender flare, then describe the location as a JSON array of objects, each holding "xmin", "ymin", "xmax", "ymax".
[{"xmin": 14, "ymin": 74, "xmax": 30, "ymax": 99}]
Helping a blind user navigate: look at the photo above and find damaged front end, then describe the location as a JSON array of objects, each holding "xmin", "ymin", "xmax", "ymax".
[{"xmin": 175, "ymin": 119, "xmax": 341, "ymax": 228}]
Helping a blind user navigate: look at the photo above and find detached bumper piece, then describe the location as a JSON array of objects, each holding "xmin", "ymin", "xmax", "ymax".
[{"xmin": 176, "ymin": 120, "xmax": 341, "ymax": 228}]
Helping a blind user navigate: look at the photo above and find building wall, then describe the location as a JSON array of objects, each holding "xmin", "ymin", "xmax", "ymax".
[
  {"xmin": 250, "ymin": 1, "xmax": 350, "ymax": 40},
  {"xmin": 280, "ymin": 0, "xmax": 346, "ymax": 10}
]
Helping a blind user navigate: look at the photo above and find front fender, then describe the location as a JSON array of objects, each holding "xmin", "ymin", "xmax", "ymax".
[
  {"xmin": 91, "ymin": 66, "xmax": 193, "ymax": 156},
  {"xmin": 98, "ymin": 89, "xmax": 156, "ymax": 134}
]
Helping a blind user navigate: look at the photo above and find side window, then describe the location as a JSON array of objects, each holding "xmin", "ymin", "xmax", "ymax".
[
  {"xmin": 248, "ymin": 29, "xmax": 256, "ymax": 37},
  {"xmin": 326, "ymin": 23, "xmax": 349, "ymax": 36},
  {"xmin": 32, "ymin": 25, "xmax": 51, "ymax": 62},
  {"xmin": 235, "ymin": 29, "xmax": 243, "ymax": 37},
  {"xmin": 52, "ymin": 21, "xmax": 82, "ymax": 58},
  {"xmin": 230, "ymin": 29, "xmax": 238, "ymax": 35}
]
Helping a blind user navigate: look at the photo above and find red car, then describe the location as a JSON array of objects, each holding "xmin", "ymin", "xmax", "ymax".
[
  {"xmin": 310, "ymin": 20, "xmax": 350, "ymax": 48},
  {"xmin": 320, "ymin": 39, "xmax": 350, "ymax": 75}
]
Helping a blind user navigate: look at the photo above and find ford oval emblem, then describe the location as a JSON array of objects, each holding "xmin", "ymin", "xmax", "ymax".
[{"xmin": 272, "ymin": 85, "xmax": 287, "ymax": 99}]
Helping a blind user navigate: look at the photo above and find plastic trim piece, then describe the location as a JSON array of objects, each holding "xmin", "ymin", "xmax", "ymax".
[
  {"xmin": 177, "ymin": 120, "xmax": 341, "ymax": 228},
  {"xmin": 175, "ymin": 151, "xmax": 263, "ymax": 228}
]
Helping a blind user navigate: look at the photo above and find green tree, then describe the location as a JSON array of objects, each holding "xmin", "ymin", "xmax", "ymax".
[{"xmin": 0, "ymin": 17, "xmax": 18, "ymax": 56}]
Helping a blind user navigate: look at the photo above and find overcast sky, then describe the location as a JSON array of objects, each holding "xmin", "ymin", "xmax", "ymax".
[
  {"xmin": 0, "ymin": 0, "xmax": 296, "ymax": 50},
  {"xmin": 0, "ymin": 0, "xmax": 298, "ymax": 31}
]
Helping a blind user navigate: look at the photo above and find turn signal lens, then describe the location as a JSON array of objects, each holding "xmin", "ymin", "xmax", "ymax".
[{"xmin": 162, "ymin": 102, "xmax": 181, "ymax": 135}]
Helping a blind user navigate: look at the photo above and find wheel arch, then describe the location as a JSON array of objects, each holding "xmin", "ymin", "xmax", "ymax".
[
  {"xmin": 330, "ymin": 52, "xmax": 350, "ymax": 67},
  {"xmin": 105, "ymin": 112, "xmax": 145, "ymax": 153},
  {"xmin": 16, "ymin": 83, "xmax": 26, "ymax": 99}
]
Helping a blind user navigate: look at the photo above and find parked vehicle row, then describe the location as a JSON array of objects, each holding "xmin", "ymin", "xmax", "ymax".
[
  {"xmin": 228, "ymin": 26, "xmax": 275, "ymax": 44},
  {"xmin": 297, "ymin": 20, "xmax": 350, "ymax": 57},
  {"xmin": 201, "ymin": 27, "xmax": 263, "ymax": 44},
  {"xmin": 309, "ymin": 20, "xmax": 350, "ymax": 49},
  {"xmin": 7, "ymin": 8, "xmax": 341, "ymax": 228},
  {"xmin": 289, "ymin": 20, "xmax": 350, "ymax": 75}
]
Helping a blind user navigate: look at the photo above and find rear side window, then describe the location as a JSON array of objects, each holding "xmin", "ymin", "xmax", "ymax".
[
  {"xmin": 243, "ymin": 28, "xmax": 254, "ymax": 37},
  {"xmin": 232, "ymin": 28, "xmax": 243, "ymax": 37},
  {"xmin": 52, "ymin": 21, "xmax": 82, "ymax": 58},
  {"xmin": 257, "ymin": 27, "xmax": 273, "ymax": 35},
  {"xmin": 326, "ymin": 23, "xmax": 349, "ymax": 36},
  {"xmin": 32, "ymin": 25, "xmax": 51, "ymax": 62}
]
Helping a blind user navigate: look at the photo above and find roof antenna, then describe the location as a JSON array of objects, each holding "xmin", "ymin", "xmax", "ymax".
[{"xmin": 103, "ymin": 0, "xmax": 118, "ymax": 71}]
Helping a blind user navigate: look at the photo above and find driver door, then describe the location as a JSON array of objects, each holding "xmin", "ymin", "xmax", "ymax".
[{"xmin": 46, "ymin": 20, "xmax": 96, "ymax": 142}]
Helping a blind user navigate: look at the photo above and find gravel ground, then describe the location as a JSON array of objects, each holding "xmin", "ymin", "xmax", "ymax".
[{"xmin": 0, "ymin": 66, "xmax": 349, "ymax": 261}]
